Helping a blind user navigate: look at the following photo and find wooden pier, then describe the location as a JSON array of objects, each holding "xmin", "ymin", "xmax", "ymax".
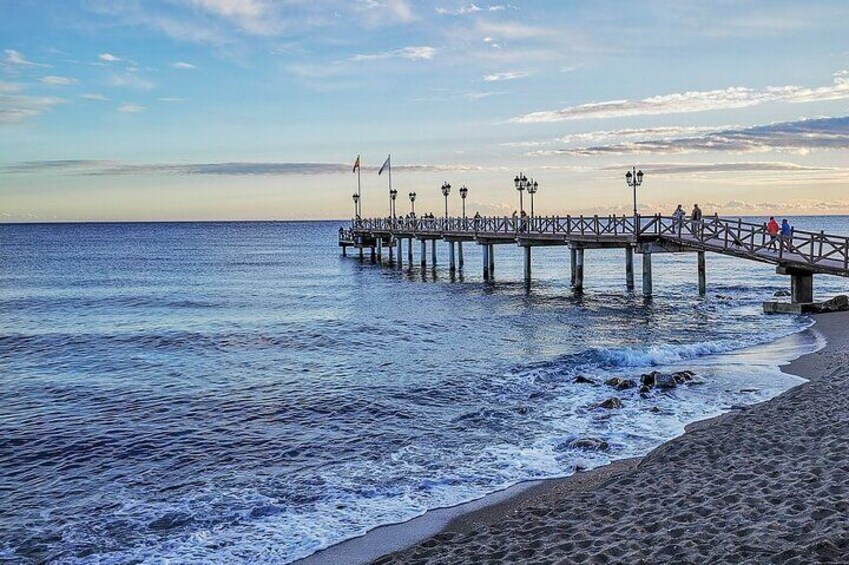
[{"xmin": 339, "ymin": 214, "xmax": 849, "ymax": 303}]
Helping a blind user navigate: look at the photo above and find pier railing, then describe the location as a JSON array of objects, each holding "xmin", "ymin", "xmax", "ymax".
[{"xmin": 346, "ymin": 214, "xmax": 849, "ymax": 275}]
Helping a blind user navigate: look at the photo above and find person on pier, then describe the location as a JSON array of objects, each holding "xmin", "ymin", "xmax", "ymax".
[
  {"xmin": 767, "ymin": 217, "xmax": 780, "ymax": 251},
  {"xmin": 673, "ymin": 204, "xmax": 685, "ymax": 229},
  {"xmin": 690, "ymin": 204, "xmax": 703, "ymax": 236}
]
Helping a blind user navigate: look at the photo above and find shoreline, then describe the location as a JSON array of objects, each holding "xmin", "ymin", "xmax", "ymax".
[
  {"xmin": 299, "ymin": 318, "xmax": 825, "ymax": 565},
  {"xmin": 372, "ymin": 311, "xmax": 849, "ymax": 564}
]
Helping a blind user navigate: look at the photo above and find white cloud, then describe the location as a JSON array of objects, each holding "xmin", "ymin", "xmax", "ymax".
[
  {"xmin": 40, "ymin": 75, "xmax": 79, "ymax": 86},
  {"xmin": 3, "ymin": 49, "xmax": 49, "ymax": 68},
  {"xmin": 0, "ymin": 81, "xmax": 23, "ymax": 93},
  {"xmin": 171, "ymin": 61, "xmax": 197, "ymax": 69},
  {"xmin": 514, "ymin": 73, "xmax": 849, "ymax": 123},
  {"xmin": 352, "ymin": 45, "xmax": 437, "ymax": 61},
  {"xmin": 81, "ymin": 93, "xmax": 108, "ymax": 100},
  {"xmin": 0, "ymin": 93, "xmax": 65, "ymax": 123},
  {"xmin": 118, "ymin": 103, "xmax": 145, "ymax": 113},
  {"xmin": 436, "ymin": 4, "xmax": 512, "ymax": 15},
  {"xmin": 109, "ymin": 72, "xmax": 155, "ymax": 90},
  {"xmin": 99, "ymin": 53, "xmax": 120, "ymax": 62},
  {"xmin": 483, "ymin": 71, "xmax": 529, "ymax": 81},
  {"xmin": 158, "ymin": 97, "xmax": 186, "ymax": 102}
]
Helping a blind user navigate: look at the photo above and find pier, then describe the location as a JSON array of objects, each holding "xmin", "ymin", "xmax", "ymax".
[{"xmin": 340, "ymin": 214, "xmax": 849, "ymax": 303}]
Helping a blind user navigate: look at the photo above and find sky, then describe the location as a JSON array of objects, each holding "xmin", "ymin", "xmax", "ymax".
[{"xmin": 2, "ymin": 0, "xmax": 849, "ymax": 221}]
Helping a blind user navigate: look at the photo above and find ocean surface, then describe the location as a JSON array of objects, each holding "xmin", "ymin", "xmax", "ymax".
[{"xmin": 2, "ymin": 217, "xmax": 848, "ymax": 564}]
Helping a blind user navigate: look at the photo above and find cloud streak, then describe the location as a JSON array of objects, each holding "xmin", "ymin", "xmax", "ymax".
[
  {"xmin": 545, "ymin": 117, "xmax": 849, "ymax": 156},
  {"xmin": 0, "ymin": 160, "xmax": 497, "ymax": 176},
  {"xmin": 514, "ymin": 72, "xmax": 849, "ymax": 123},
  {"xmin": 352, "ymin": 46, "xmax": 437, "ymax": 61}
]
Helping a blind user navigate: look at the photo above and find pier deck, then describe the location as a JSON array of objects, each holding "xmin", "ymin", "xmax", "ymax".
[{"xmin": 340, "ymin": 214, "xmax": 849, "ymax": 303}]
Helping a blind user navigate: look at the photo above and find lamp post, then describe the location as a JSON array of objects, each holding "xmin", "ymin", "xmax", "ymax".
[
  {"xmin": 513, "ymin": 172, "xmax": 528, "ymax": 213},
  {"xmin": 389, "ymin": 188, "xmax": 398, "ymax": 218},
  {"xmin": 625, "ymin": 167, "xmax": 644, "ymax": 219},
  {"xmin": 441, "ymin": 182, "xmax": 451, "ymax": 218},
  {"xmin": 409, "ymin": 191, "xmax": 416, "ymax": 216},
  {"xmin": 526, "ymin": 178, "xmax": 538, "ymax": 218},
  {"xmin": 352, "ymin": 193, "xmax": 360, "ymax": 219},
  {"xmin": 459, "ymin": 185, "xmax": 468, "ymax": 217}
]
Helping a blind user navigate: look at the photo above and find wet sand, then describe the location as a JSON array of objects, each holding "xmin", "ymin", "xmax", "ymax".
[{"xmin": 373, "ymin": 311, "xmax": 849, "ymax": 564}]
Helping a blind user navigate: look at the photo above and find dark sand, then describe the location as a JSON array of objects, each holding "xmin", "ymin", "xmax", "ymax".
[{"xmin": 373, "ymin": 312, "xmax": 849, "ymax": 564}]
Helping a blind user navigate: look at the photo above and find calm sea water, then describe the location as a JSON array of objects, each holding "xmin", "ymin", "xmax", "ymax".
[{"xmin": 2, "ymin": 217, "xmax": 848, "ymax": 564}]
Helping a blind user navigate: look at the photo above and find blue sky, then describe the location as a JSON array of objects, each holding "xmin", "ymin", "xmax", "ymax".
[{"xmin": 2, "ymin": 0, "xmax": 849, "ymax": 221}]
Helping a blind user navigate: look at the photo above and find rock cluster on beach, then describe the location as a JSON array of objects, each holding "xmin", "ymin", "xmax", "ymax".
[{"xmin": 638, "ymin": 370, "xmax": 695, "ymax": 393}]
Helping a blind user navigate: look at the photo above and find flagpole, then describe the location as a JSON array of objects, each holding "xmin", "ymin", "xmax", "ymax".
[{"xmin": 357, "ymin": 155, "xmax": 361, "ymax": 217}]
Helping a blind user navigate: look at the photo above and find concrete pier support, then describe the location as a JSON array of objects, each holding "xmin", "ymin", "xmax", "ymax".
[
  {"xmin": 388, "ymin": 239, "xmax": 394, "ymax": 264},
  {"xmin": 488, "ymin": 244, "xmax": 495, "ymax": 277},
  {"xmin": 642, "ymin": 252, "xmax": 653, "ymax": 296},
  {"xmin": 408, "ymin": 238, "xmax": 413, "ymax": 265},
  {"xmin": 359, "ymin": 247, "xmax": 364, "ymax": 261},
  {"xmin": 420, "ymin": 240, "xmax": 427, "ymax": 268},
  {"xmin": 431, "ymin": 240, "xmax": 437, "ymax": 266},
  {"xmin": 574, "ymin": 248, "xmax": 584, "ymax": 291},
  {"xmin": 370, "ymin": 245, "xmax": 376, "ymax": 263},
  {"xmin": 458, "ymin": 242, "xmax": 464, "ymax": 269},
  {"xmin": 697, "ymin": 251, "xmax": 706, "ymax": 296},
  {"xmin": 523, "ymin": 246, "xmax": 532, "ymax": 283},
  {"xmin": 449, "ymin": 241, "xmax": 456, "ymax": 272},
  {"xmin": 482, "ymin": 244, "xmax": 490, "ymax": 280},
  {"xmin": 342, "ymin": 246, "xmax": 347, "ymax": 257},
  {"xmin": 776, "ymin": 266, "xmax": 814, "ymax": 304},
  {"xmin": 397, "ymin": 239, "xmax": 403, "ymax": 267},
  {"xmin": 625, "ymin": 246, "xmax": 634, "ymax": 290},
  {"xmin": 570, "ymin": 248, "xmax": 577, "ymax": 285},
  {"xmin": 376, "ymin": 239, "xmax": 382, "ymax": 262}
]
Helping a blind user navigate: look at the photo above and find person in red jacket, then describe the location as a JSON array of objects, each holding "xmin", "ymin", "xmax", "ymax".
[{"xmin": 767, "ymin": 216, "xmax": 780, "ymax": 251}]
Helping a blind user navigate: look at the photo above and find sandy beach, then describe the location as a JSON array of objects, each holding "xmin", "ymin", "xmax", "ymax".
[{"xmin": 373, "ymin": 311, "xmax": 849, "ymax": 564}]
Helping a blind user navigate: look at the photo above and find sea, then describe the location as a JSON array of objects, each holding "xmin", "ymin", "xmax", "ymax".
[{"xmin": 2, "ymin": 216, "xmax": 848, "ymax": 564}]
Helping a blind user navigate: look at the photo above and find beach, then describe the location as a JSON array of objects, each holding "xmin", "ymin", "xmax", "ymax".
[{"xmin": 375, "ymin": 311, "xmax": 849, "ymax": 564}]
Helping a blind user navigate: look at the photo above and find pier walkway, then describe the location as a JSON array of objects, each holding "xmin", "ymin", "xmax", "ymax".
[{"xmin": 340, "ymin": 214, "xmax": 849, "ymax": 303}]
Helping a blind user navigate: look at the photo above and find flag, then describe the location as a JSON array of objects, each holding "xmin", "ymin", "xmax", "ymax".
[
  {"xmin": 378, "ymin": 155, "xmax": 390, "ymax": 176},
  {"xmin": 352, "ymin": 155, "xmax": 360, "ymax": 173}
]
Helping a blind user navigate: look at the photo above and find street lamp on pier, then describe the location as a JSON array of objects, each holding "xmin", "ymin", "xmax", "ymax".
[
  {"xmin": 409, "ymin": 191, "xmax": 416, "ymax": 216},
  {"xmin": 459, "ymin": 185, "xmax": 468, "ymax": 218},
  {"xmin": 352, "ymin": 193, "xmax": 360, "ymax": 219},
  {"xmin": 514, "ymin": 172, "xmax": 528, "ymax": 213},
  {"xmin": 526, "ymin": 178, "xmax": 538, "ymax": 218},
  {"xmin": 441, "ymin": 182, "xmax": 451, "ymax": 218},
  {"xmin": 625, "ymin": 167, "xmax": 644, "ymax": 219},
  {"xmin": 389, "ymin": 188, "xmax": 398, "ymax": 218}
]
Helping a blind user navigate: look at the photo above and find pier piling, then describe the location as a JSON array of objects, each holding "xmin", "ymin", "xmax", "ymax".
[
  {"xmin": 697, "ymin": 251, "xmax": 706, "ymax": 296},
  {"xmin": 570, "ymin": 248, "xmax": 577, "ymax": 285},
  {"xmin": 449, "ymin": 242, "xmax": 456, "ymax": 272},
  {"xmin": 574, "ymin": 248, "xmax": 584, "ymax": 291},
  {"xmin": 482, "ymin": 244, "xmax": 490, "ymax": 280},
  {"xmin": 431, "ymin": 240, "xmax": 437, "ymax": 267},
  {"xmin": 625, "ymin": 246, "xmax": 634, "ymax": 289},
  {"xmin": 523, "ymin": 246, "xmax": 532, "ymax": 283},
  {"xmin": 458, "ymin": 242, "xmax": 464, "ymax": 269},
  {"xmin": 642, "ymin": 252, "xmax": 653, "ymax": 296},
  {"xmin": 408, "ymin": 238, "xmax": 413, "ymax": 265},
  {"xmin": 488, "ymin": 244, "xmax": 495, "ymax": 277},
  {"xmin": 420, "ymin": 240, "xmax": 427, "ymax": 268},
  {"xmin": 377, "ymin": 239, "xmax": 382, "ymax": 262}
]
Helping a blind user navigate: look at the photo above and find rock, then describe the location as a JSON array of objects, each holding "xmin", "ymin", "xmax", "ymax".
[
  {"xmin": 773, "ymin": 289, "xmax": 792, "ymax": 297},
  {"xmin": 640, "ymin": 371, "xmax": 661, "ymax": 388},
  {"xmin": 573, "ymin": 375, "xmax": 595, "ymax": 384},
  {"xmin": 649, "ymin": 406, "xmax": 662, "ymax": 414},
  {"xmin": 715, "ymin": 294, "xmax": 732, "ymax": 300},
  {"xmin": 567, "ymin": 437, "xmax": 610, "ymax": 451},
  {"xmin": 605, "ymin": 377, "xmax": 635, "ymax": 390},
  {"xmin": 812, "ymin": 295, "xmax": 849, "ymax": 313},
  {"xmin": 655, "ymin": 373, "xmax": 678, "ymax": 389},
  {"xmin": 671, "ymin": 370, "xmax": 695, "ymax": 384},
  {"xmin": 598, "ymin": 397, "xmax": 623, "ymax": 409},
  {"xmin": 639, "ymin": 385, "xmax": 652, "ymax": 395}
]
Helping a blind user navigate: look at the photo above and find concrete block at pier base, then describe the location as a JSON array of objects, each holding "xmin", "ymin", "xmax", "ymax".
[
  {"xmin": 764, "ymin": 295, "xmax": 849, "ymax": 314},
  {"xmin": 763, "ymin": 301, "xmax": 817, "ymax": 314}
]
